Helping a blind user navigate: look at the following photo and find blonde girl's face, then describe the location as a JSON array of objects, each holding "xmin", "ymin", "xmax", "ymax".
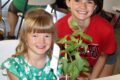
[
  {"xmin": 66, "ymin": 0, "xmax": 96, "ymax": 20},
  {"xmin": 26, "ymin": 32, "xmax": 52, "ymax": 55}
]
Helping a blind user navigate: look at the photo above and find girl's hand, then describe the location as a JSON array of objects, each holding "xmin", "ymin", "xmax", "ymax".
[
  {"xmin": 77, "ymin": 72, "xmax": 91, "ymax": 80},
  {"xmin": 77, "ymin": 77, "xmax": 89, "ymax": 80},
  {"xmin": 59, "ymin": 74, "xmax": 70, "ymax": 80},
  {"xmin": 59, "ymin": 72, "xmax": 91, "ymax": 80}
]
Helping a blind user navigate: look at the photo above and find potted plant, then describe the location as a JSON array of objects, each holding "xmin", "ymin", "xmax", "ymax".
[{"xmin": 57, "ymin": 20, "xmax": 93, "ymax": 80}]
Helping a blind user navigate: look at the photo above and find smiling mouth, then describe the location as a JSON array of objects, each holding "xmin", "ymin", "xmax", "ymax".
[
  {"xmin": 36, "ymin": 45, "xmax": 46, "ymax": 49},
  {"xmin": 76, "ymin": 10, "xmax": 88, "ymax": 14}
]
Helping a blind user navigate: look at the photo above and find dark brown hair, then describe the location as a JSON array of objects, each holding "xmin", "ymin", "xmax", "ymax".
[{"xmin": 93, "ymin": 0, "xmax": 103, "ymax": 15}]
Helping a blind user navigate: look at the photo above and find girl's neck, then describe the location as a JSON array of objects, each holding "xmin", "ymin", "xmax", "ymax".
[
  {"xmin": 25, "ymin": 53, "xmax": 47, "ymax": 68},
  {"xmin": 68, "ymin": 16, "xmax": 90, "ymax": 32}
]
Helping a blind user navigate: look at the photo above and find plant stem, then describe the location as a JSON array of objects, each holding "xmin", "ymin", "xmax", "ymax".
[
  {"xmin": 68, "ymin": 53, "xmax": 73, "ymax": 62},
  {"xmin": 66, "ymin": 75, "xmax": 68, "ymax": 80}
]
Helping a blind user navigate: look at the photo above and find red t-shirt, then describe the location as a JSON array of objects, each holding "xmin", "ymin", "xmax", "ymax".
[{"xmin": 55, "ymin": 13, "xmax": 117, "ymax": 66}]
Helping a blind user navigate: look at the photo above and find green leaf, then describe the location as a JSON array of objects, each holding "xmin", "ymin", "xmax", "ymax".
[
  {"xmin": 81, "ymin": 59, "xmax": 90, "ymax": 72},
  {"xmin": 70, "ymin": 35, "xmax": 78, "ymax": 42},
  {"xmin": 65, "ymin": 44, "xmax": 79, "ymax": 52},
  {"xmin": 82, "ymin": 59, "xmax": 90, "ymax": 67},
  {"xmin": 78, "ymin": 39, "xmax": 83, "ymax": 45},
  {"xmin": 61, "ymin": 58, "xmax": 69, "ymax": 75},
  {"xmin": 79, "ymin": 32, "xmax": 92, "ymax": 41},
  {"xmin": 68, "ymin": 61, "xmax": 80, "ymax": 80},
  {"xmin": 72, "ymin": 31, "xmax": 92, "ymax": 41},
  {"xmin": 64, "ymin": 40, "xmax": 75, "ymax": 46},
  {"xmin": 72, "ymin": 30, "xmax": 81, "ymax": 35},
  {"xmin": 74, "ymin": 53, "xmax": 89, "ymax": 72},
  {"xmin": 82, "ymin": 66, "xmax": 90, "ymax": 72},
  {"xmin": 57, "ymin": 36, "xmax": 68, "ymax": 44},
  {"xmin": 67, "ymin": 63, "xmax": 74, "ymax": 74},
  {"xmin": 80, "ymin": 43, "xmax": 88, "ymax": 48},
  {"xmin": 70, "ymin": 19, "xmax": 79, "ymax": 30},
  {"xmin": 71, "ymin": 66, "xmax": 80, "ymax": 80}
]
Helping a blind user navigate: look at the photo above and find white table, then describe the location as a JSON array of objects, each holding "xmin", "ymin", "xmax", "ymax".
[{"xmin": 94, "ymin": 74, "xmax": 120, "ymax": 80}]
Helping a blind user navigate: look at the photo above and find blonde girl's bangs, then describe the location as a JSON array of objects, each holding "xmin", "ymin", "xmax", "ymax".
[{"xmin": 23, "ymin": 14, "xmax": 55, "ymax": 34}]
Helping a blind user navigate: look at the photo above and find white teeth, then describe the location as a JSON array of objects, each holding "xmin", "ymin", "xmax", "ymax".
[
  {"xmin": 77, "ymin": 10, "xmax": 87, "ymax": 14},
  {"xmin": 36, "ymin": 45, "xmax": 45, "ymax": 49},
  {"xmin": 79, "ymin": 11, "xmax": 87, "ymax": 14},
  {"xmin": 80, "ymin": 12, "xmax": 87, "ymax": 14}
]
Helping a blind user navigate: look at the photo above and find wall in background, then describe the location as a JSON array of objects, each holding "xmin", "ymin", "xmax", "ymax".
[{"xmin": 103, "ymin": 0, "xmax": 120, "ymax": 12}]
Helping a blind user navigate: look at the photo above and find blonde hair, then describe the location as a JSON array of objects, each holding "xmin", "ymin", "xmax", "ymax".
[{"xmin": 15, "ymin": 8, "xmax": 56, "ymax": 56}]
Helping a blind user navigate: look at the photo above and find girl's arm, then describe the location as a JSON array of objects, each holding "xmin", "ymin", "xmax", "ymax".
[
  {"xmin": 90, "ymin": 52, "xmax": 107, "ymax": 79},
  {"xmin": 99, "ymin": 52, "xmax": 116, "ymax": 77},
  {"xmin": 7, "ymin": 71, "xmax": 19, "ymax": 80}
]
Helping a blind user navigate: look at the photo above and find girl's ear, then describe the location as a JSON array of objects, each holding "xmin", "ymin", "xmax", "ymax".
[
  {"xmin": 94, "ymin": 5, "xmax": 97, "ymax": 10},
  {"xmin": 66, "ymin": 0, "xmax": 70, "ymax": 8}
]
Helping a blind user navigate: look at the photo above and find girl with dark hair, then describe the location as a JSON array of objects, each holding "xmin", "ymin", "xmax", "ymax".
[{"xmin": 55, "ymin": 0, "xmax": 117, "ymax": 79}]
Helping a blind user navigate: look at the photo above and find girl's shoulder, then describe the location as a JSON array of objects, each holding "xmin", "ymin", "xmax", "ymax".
[
  {"xmin": 1, "ymin": 55, "xmax": 26, "ymax": 78},
  {"xmin": 91, "ymin": 15, "xmax": 112, "ymax": 25},
  {"xmin": 55, "ymin": 13, "xmax": 71, "ymax": 25},
  {"xmin": 1, "ymin": 55, "xmax": 25, "ymax": 71},
  {"xmin": 2, "ymin": 55, "xmax": 23, "ymax": 65},
  {"xmin": 91, "ymin": 15, "xmax": 113, "ymax": 30},
  {"xmin": 89, "ymin": 15, "xmax": 114, "ymax": 37}
]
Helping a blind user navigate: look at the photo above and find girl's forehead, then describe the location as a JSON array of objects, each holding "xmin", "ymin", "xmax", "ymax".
[
  {"xmin": 28, "ymin": 32, "xmax": 53, "ymax": 34},
  {"xmin": 29, "ymin": 32, "xmax": 52, "ymax": 34},
  {"xmin": 73, "ymin": 0, "xmax": 94, "ymax": 1}
]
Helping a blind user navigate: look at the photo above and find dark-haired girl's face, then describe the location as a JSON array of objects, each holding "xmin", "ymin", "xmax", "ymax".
[{"xmin": 66, "ymin": 0, "xmax": 96, "ymax": 21}]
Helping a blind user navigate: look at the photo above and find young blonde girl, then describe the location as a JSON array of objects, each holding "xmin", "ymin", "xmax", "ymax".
[{"xmin": 1, "ymin": 8, "xmax": 62, "ymax": 80}]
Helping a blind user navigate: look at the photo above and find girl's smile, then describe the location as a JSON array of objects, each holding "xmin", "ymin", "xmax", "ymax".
[
  {"xmin": 27, "ymin": 33, "xmax": 52, "ymax": 55},
  {"xmin": 67, "ymin": 0, "xmax": 96, "ymax": 20}
]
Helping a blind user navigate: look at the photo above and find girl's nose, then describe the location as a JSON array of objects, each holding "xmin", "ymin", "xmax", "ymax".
[
  {"xmin": 37, "ymin": 36, "xmax": 45, "ymax": 43},
  {"xmin": 79, "ymin": 2, "xmax": 87, "ymax": 9}
]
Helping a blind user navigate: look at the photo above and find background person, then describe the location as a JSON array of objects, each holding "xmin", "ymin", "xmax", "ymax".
[{"xmin": 7, "ymin": 0, "xmax": 55, "ymax": 39}]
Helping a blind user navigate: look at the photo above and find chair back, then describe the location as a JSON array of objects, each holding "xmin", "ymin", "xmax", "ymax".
[{"xmin": 0, "ymin": 40, "xmax": 19, "ymax": 80}]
